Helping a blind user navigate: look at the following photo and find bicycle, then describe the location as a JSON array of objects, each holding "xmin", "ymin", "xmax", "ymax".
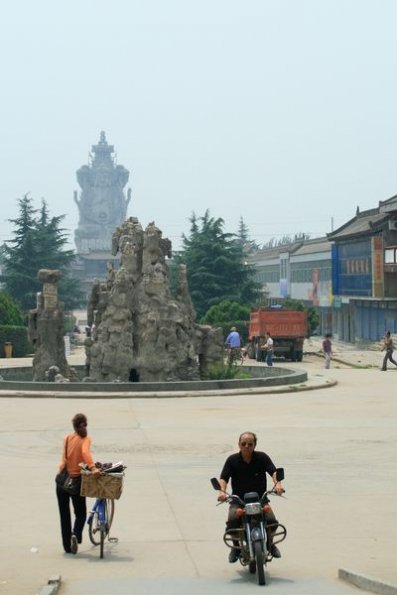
[
  {"xmin": 81, "ymin": 465, "xmax": 125, "ymax": 559},
  {"xmin": 87, "ymin": 493, "xmax": 117, "ymax": 558},
  {"xmin": 226, "ymin": 347, "xmax": 245, "ymax": 366}
]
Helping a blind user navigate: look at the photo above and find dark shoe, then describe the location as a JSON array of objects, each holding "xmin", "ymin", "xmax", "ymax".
[
  {"xmin": 71, "ymin": 534, "xmax": 78, "ymax": 555},
  {"xmin": 228, "ymin": 548, "xmax": 239, "ymax": 563},
  {"xmin": 270, "ymin": 544, "xmax": 281, "ymax": 558}
]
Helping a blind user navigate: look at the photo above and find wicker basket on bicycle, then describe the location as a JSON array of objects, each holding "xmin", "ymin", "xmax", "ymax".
[{"xmin": 80, "ymin": 471, "xmax": 124, "ymax": 500}]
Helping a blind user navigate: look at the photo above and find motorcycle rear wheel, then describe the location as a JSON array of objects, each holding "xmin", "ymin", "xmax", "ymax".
[{"xmin": 254, "ymin": 541, "xmax": 266, "ymax": 585}]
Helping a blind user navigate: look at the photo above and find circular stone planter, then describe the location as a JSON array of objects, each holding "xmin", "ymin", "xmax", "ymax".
[{"xmin": 0, "ymin": 365, "xmax": 307, "ymax": 396}]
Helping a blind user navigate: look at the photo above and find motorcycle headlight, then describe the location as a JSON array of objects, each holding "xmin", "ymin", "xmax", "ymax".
[{"xmin": 244, "ymin": 502, "xmax": 262, "ymax": 515}]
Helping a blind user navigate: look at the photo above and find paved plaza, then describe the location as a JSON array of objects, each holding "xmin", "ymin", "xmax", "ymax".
[{"xmin": 0, "ymin": 344, "xmax": 396, "ymax": 594}]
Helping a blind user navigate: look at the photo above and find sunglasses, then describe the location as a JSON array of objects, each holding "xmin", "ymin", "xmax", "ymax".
[{"xmin": 240, "ymin": 442, "xmax": 254, "ymax": 447}]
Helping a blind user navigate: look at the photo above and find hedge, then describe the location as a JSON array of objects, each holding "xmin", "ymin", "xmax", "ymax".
[{"xmin": 0, "ymin": 325, "xmax": 33, "ymax": 357}]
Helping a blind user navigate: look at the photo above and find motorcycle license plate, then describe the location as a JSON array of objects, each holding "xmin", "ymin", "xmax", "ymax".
[{"xmin": 245, "ymin": 502, "xmax": 262, "ymax": 515}]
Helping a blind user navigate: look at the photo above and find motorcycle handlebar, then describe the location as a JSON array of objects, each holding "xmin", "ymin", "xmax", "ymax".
[{"xmin": 217, "ymin": 488, "xmax": 285, "ymax": 506}]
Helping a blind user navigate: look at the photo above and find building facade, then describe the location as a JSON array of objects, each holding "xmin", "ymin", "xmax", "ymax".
[
  {"xmin": 328, "ymin": 196, "xmax": 397, "ymax": 341},
  {"xmin": 247, "ymin": 237, "xmax": 333, "ymax": 335},
  {"xmin": 248, "ymin": 196, "xmax": 397, "ymax": 343}
]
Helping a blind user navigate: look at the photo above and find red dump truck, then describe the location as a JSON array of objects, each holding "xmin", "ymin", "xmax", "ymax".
[{"xmin": 247, "ymin": 307, "xmax": 308, "ymax": 362}]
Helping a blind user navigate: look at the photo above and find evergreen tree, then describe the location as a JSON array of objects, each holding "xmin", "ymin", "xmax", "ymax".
[
  {"xmin": 2, "ymin": 195, "xmax": 83, "ymax": 312},
  {"xmin": 176, "ymin": 210, "xmax": 260, "ymax": 319},
  {"xmin": 34, "ymin": 200, "xmax": 75, "ymax": 270},
  {"xmin": 2, "ymin": 195, "xmax": 39, "ymax": 311},
  {"xmin": 236, "ymin": 216, "xmax": 259, "ymax": 254},
  {"xmin": 0, "ymin": 292, "xmax": 25, "ymax": 326}
]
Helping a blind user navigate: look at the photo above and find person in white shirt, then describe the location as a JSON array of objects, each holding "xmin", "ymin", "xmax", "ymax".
[{"xmin": 263, "ymin": 332, "xmax": 273, "ymax": 366}]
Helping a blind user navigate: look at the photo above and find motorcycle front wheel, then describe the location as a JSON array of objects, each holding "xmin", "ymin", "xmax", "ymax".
[
  {"xmin": 249, "ymin": 559, "xmax": 256, "ymax": 574},
  {"xmin": 254, "ymin": 541, "xmax": 266, "ymax": 585}
]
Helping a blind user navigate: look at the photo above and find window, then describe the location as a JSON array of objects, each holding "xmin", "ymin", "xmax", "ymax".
[{"xmin": 385, "ymin": 248, "xmax": 397, "ymax": 264}]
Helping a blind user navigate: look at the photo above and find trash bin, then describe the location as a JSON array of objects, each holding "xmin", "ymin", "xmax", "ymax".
[{"xmin": 4, "ymin": 342, "xmax": 13, "ymax": 358}]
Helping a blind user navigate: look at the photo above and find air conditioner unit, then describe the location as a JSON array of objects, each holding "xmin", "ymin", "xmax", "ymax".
[{"xmin": 388, "ymin": 220, "xmax": 397, "ymax": 231}]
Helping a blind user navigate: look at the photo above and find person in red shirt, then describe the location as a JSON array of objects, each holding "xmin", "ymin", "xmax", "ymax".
[
  {"xmin": 322, "ymin": 333, "xmax": 333, "ymax": 369},
  {"xmin": 56, "ymin": 413, "xmax": 99, "ymax": 554}
]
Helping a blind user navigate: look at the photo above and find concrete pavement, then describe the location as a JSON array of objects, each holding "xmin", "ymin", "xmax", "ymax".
[
  {"xmin": 1, "ymin": 340, "xmax": 396, "ymax": 594},
  {"xmin": 305, "ymin": 336, "xmax": 385, "ymax": 369}
]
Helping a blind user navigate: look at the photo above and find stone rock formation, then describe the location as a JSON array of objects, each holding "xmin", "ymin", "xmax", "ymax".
[
  {"xmin": 45, "ymin": 365, "xmax": 70, "ymax": 383},
  {"xmin": 28, "ymin": 269, "xmax": 74, "ymax": 381},
  {"xmin": 86, "ymin": 217, "xmax": 223, "ymax": 382}
]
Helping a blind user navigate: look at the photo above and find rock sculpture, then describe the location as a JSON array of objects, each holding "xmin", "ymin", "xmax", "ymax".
[
  {"xmin": 86, "ymin": 217, "xmax": 223, "ymax": 382},
  {"xmin": 28, "ymin": 269, "xmax": 74, "ymax": 381},
  {"xmin": 45, "ymin": 365, "xmax": 70, "ymax": 383}
]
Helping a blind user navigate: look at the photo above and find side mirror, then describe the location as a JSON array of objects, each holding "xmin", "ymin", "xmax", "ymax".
[
  {"xmin": 275, "ymin": 468, "xmax": 285, "ymax": 482},
  {"xmin": 210, "ymin": 477, "xmax": 221, "ymax": 491}
]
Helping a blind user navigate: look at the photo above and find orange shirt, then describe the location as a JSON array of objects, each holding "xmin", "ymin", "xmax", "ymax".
[{"xmin": 58, "ymin": 432, "xmax": 96, "ymax": 477}]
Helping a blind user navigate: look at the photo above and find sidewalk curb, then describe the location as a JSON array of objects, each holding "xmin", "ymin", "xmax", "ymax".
[
  {"xmin": 36, "ymin": 575, "xmax": 61, "ymax": 595},
  {"xmin": 0, "ymin": 378, "xmax": 337, "ymax": 399},
  {"xmin": 339, "ymin": 569, "xmax": 397, "ymax": 595},
  {"xmin": 308, "ymin": 351, "xmax": 377, "ymax": 369}
]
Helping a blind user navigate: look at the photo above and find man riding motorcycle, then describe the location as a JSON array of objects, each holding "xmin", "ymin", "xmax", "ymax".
[{"xmin": 217, "ymin": 431, "xmax": 285, "ymax": 563}]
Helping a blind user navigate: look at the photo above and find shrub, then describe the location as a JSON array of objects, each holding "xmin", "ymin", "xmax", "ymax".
[
  {"xmin": 0, "ymin": 325, "xmax": 32, "ymax": 357},
  {"xmin": 201, "ymin": 361, "xmax": 251, "ymax": 380},
  {"xmin": 0, "ymin": 292, "xmax": 25, "ymax": 326}
]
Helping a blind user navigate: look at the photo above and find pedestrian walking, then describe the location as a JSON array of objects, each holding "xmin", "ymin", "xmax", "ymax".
[
  {"xmin": 322, "ymin": 333, "xmax": 333, "ymax": 369},
  {"xmin": 262, "ymin": 332, "xmax": 273, "ymax": 366},
  {"xmin": 55, "ymin": 413, "xmax": 100, "ymax": 554},
  {"xmin": 381, "ymin": 331, "xmax": 397, "ymax": 371}
]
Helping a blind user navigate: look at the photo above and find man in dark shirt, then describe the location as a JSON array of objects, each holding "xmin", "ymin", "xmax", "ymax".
[{"xmin": 217, "ymin": 431, "xmax": 284, "ymax": 563}]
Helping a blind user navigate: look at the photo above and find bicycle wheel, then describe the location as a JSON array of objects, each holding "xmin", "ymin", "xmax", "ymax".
[
  {"xmin": 254, "ymin": 541, "xmax": 266, "ymax": 585},
  {"xmin": 105, "ymin": 499, "xmax": 115, "ymax": 532},
  {"xmin": 89, "ymin": 499, "xmax": 115, "ymax": 546},
  {"xmin": 100, "ymin": 524, "xmax": 106, "ymax": 558},
  {"xmin": 88, "ymin": 507, "xmax": 101, "ymax": 546}
]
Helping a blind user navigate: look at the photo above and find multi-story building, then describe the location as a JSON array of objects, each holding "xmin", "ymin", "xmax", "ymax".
[
  {"xmin": 247, "ymin": 237, "xmax": 333, "ymax": 334},
  {"xmin": 248, "ymin": 195, "xmax": 397, "ymax": 343},
  {"xmin": 328, "ymin": 196, "xmax": 397, "ymax": 341}
]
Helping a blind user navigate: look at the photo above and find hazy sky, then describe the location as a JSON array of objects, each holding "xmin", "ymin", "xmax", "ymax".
[{"xmin": 2, "ymin": 0, "xmax": 397, "ymax": 251}]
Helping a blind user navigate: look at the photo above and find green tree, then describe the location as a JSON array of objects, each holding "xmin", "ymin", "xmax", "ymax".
[
  {"xmin": 281, "ymin": 298, "xmax": 319, "ymax": 336},
  {"xmin": 176, "ymin": 210, "xmax": 261, "ymax": 319},
  {"xmin": 201, "ymin": 299, "xmax": 251, "ymax": 342},
  {"xmin": 0, "ymin": 292, "xmax": 25, "ymax": 326},
  {"xmin": 236, "ymin": 216, "xmax": 259, "ymax": 254},
  {"xmin": 1, "ymin": 195, "xmax": 84, "ymax": 312}
]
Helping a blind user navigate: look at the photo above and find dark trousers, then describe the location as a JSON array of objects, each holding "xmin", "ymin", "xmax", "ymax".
[
  {"xmin": 382, "ymin": 349, "xmax": 397, "ymax": 370},
  {"xmin": 226, "ymin": 504, "xmax": 278, "ymax": 548},
  {"xmin": 56, "ymin": 484, "xmax": 86, "ymax": 553}
]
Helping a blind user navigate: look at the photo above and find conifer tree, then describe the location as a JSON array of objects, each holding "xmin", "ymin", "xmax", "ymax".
[
  {"xmin": 0, "ymin": 292, "xmax": 25, "ymax": 326},
  {"xmin": 236, "ymin": 216, "xmax": 259, "ymax": 254},
  {"xmin": 176, "ymin": 210, "xmax": 260, "ymax": 319},
  {"xmin": 1, "ymin": 195, "xmax": 83, "ymax": 312}
]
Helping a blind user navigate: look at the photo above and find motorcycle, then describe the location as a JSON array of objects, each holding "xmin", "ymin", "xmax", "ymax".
[{"xmin": 210, "ymin": 468, "xmax": 287, "ymax": 586}]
